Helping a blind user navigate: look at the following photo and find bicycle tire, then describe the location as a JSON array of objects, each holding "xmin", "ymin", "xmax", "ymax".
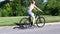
[
  {"xmin": 36, "ymin": 17, "xmax": 45, "ymax": 28},
  {"xmin": 19, "ymin": 18, "xmax": 31, "ymax": 28},
  {"xmin": 20, "ymin": 18, "xmax": 30, "ymax": 25}
]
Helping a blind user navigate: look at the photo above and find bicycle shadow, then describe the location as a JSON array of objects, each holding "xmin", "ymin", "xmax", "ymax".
[
  {"xmin": 13, "ymin": 23, "xmax": 24, "ymax": 29},
  {"xmin": 13, "ymin": 23, "xmax": 34, "ymax": 29}
]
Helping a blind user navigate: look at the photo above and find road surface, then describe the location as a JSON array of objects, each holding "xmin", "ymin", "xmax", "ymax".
[{"xmin": 0, "ymin": 22, "xmax": 60, "ymax": 34}]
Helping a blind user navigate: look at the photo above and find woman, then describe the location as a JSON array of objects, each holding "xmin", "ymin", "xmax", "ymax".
[{"xmin": 27, "ymin": 0, "xmax": 42, "ymax": 25}]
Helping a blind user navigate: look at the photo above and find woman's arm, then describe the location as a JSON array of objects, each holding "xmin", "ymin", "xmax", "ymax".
[{"xmin": 34, "ymin": 5, "xmax": 43, "ymax": 12}]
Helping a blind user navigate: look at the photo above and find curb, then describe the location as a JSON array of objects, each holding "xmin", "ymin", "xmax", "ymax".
[{"xmin": 45, "ymin": 22, "xmax": 60, "ymax": 25}]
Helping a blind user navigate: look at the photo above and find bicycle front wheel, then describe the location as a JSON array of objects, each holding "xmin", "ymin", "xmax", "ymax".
[{"xmin": 36, "ymin": 17, "xmax": 45, "ymax": 28}]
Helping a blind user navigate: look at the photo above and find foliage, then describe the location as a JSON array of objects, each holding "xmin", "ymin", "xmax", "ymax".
[
  {"xmin": 44, "ymin": 0, "xmax": 60, "ymax": 16},
  {"xmin": 0, "ymin": 0, "xmax": 60, "ymax": 17}
]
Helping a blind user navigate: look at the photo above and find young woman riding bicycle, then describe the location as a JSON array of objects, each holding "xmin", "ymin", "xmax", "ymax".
[{"xmin": 27, "ymin": 0, "xmax": 43, "ymax": 26}]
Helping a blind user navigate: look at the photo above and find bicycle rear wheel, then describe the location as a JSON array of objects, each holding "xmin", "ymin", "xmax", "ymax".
[
  {"xmin": 20, "ymin": 18, "xmax": 31, "ymax": 28},
  {"xmin": 36, "ymin": 17, "xmax": 45, "ymax": 28},
  {"xmin": 20, "ymin": 18, "xmax": 30, "ymax": 25}
]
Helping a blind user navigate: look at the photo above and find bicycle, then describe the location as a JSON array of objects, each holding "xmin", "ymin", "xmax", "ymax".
[{"xmin": 19, "ymin": 11, "xmax": 45, "ymax": 28}]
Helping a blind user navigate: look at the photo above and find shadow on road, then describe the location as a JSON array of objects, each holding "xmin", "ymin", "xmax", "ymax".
[{"xmin": 13, "ymin": 23, "xmax": 35, "ymax": 29}]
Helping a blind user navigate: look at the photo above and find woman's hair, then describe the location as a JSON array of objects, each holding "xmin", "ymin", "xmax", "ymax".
[
  {"xmin": 28, "ymin": 0, "xmax": 35, "ymax": 6},
  {"xmin": 31, "ymin": 0, "xmax": 35, "ymax": 4}
]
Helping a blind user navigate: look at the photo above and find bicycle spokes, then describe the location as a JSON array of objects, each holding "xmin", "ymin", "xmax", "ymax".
[{"xmin": 36, "ymin": 17, "xmax": 45, "ymax": 28}]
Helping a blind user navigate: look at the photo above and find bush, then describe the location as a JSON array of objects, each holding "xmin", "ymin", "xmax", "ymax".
[{"xmin": 44, "ymin": 0, "xmax": 60, "ymax": 16}]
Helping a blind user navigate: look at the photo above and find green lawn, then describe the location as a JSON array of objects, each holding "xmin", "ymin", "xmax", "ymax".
[
  {"xmin": 0, "ymin": 17, "xmax": 22, "ymax": 26},
  {"xmin": 45, "ymin": 15, "xmax": 60, "ymax": 22},
  {"xmin": 0, "ymin": 16, "xmax": 60, "ymax": 26}
]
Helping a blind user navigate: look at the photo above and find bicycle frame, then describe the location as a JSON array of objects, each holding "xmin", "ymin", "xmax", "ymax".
[
  {"xmin": 29, "ymin": 11, "xmax": 41, "ymax": 23},
  {"xmin": 35, "ymin": 11, "xmax": 41, "ymax": 21}
]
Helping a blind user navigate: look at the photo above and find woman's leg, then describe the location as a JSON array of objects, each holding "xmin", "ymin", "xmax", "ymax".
[
  {"xmin": 27, "ymin": 10, "xmax": 35, "ymax": 25},
  {"xmin": 31, "ymin": 16, "xmax": 35, "ymax": 25}
]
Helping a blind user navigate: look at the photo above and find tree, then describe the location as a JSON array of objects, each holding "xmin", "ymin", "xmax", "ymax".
[
  {"xmin": 10, "ymin": 0, "xmax": 21, "ymax": 16},
  {"xmin": 44, "ymin": 0, "xmax": 60, "ymax": 16}
]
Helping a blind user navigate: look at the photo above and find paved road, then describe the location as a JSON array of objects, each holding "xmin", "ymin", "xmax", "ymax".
[{"xmin": 0, "ymin": 22, "xmax": 60, "ymax": 34}]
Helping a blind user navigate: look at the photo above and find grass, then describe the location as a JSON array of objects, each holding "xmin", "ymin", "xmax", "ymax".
[
  {"xmin": 45, "ymin": 15, "xmax": 60, "ymax": 23},
  {"xmin": 0, "ymin": 16, "xmax": 60, "ymax": 26},
  {"xmin": 0, "ymin": 17, "xmax": 22, "ymax": 26}
]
